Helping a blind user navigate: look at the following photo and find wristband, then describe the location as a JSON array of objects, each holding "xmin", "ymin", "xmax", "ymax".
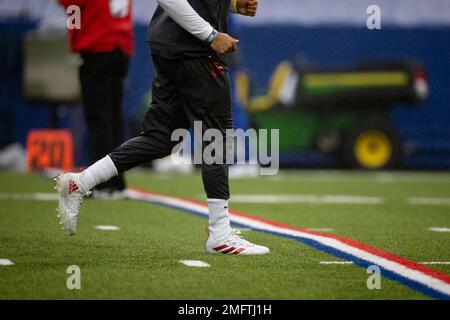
[
  {"xmin": 205, "ymin": 29, "xmax": 218, "ymax": 44},
  {"xmin": 231, "ymin": 0, "xmax": 238, "ymax": 13}
]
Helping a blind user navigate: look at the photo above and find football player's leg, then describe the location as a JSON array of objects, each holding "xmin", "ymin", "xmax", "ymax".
[
  {"xmin": 179, "ymin": 56, "xmax": 269, "ymax": 255},
  {"xmin": 55, "ymin": 55, "xmax": 187, "ymax": 234}
]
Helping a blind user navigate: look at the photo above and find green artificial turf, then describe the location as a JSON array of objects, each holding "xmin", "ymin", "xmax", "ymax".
[{"xmin": 0, "ymin": 170, "xmax": 449, "ymax": 299}]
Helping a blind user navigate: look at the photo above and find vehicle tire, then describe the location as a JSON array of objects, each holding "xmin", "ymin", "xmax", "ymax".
[{"xmin": 341, "ymin": 120, "xmax": 403, "ymax": 170}]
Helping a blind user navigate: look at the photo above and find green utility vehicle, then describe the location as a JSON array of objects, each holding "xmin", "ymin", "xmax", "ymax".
[{"xmin": 236, "ymin": 60, "xmax": 428, "ymax": 169}]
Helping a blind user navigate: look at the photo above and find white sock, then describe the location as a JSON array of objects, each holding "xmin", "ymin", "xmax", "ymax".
[
  {"xmin": 207, "ymin": 199, "xmax": 232, "ymax": 241},
  {"xmin": 78, "ymin": 156, "xmax": 118, "ymax": 192}
]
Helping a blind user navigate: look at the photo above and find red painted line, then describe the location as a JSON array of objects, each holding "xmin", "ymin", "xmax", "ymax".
[{"xmin": 128, "ymin": 187, "xmax": 450, "ymax": 284}]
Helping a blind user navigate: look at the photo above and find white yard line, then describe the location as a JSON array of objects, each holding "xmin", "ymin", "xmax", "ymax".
[
  {"xmin": 5, "ymin": 192, "xmax": 450, "ymax": 208},
  {"xmin": 319, "ymin": 261, "xmax": 354, "ymax": 265},
  {"xmin": 95, "ymin": 225, "xmax": 120, "ymax": 231},
  {"xmin": 263, "ymin": 171, "xmax": 450, "ymax": 184},
  {"xmin": 0, "ymin": 259, "xmax": 14, "ymax": 266},
  {"xmin": 230, "ymin": 194, "xmax": 384, "ymax": 205},
  {"xmin": 375, "ymin": 173, "xmax": 450, "ymax": 184},
  {"xmin": 429, "ymin": 227, "xmax": 450, "ymax": 233},
  {"xmin": 409, "ymin": 198, "xmax": 450, "ymax": 206},
  {"xmin": 0, "ymin": 193, "xmax": 58, "ymax": 201},
  {"xmin": 180, "ymin": 260, "xmax": 210, "ymax": 268}
]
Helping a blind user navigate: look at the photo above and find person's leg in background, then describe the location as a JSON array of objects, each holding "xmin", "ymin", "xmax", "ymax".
[
  {"xmin": 79, "ymin": 50, "xmax": 127, "ymax": 198},
  {"xmin": 110, "ymin": 49, "xmax": 129, "ymax": 174}
]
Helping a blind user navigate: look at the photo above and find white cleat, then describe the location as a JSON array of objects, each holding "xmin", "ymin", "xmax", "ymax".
[
  {"xmin": 206, "ymin": 229, "xmax": 270, "ymax": 255},
  {"xmin": 54, "ymin": 173, "xmax": 88, "ymax": 236}
]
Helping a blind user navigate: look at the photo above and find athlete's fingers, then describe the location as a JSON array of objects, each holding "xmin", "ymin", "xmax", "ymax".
[
  {"xmin": 246, "ymin": 2, "xmax": 257, "ymax": 16},
  {"xmin": 247, "ymin": 3, "xmax": 257, "ymax": 10}
]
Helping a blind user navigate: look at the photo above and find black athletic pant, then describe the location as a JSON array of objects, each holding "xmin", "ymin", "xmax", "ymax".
[
  {"xmin": 109, "ymin": 55, "xmax": 233, "ymax": 200},
  {"xmin": 80, "ymin": 48, "xmax": 128, "ymax": 191}
]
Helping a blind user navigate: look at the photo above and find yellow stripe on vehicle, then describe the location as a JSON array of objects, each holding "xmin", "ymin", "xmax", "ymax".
[{"xmin": 303, "ymin": 72, "xmax": 409, "ymax": 88}]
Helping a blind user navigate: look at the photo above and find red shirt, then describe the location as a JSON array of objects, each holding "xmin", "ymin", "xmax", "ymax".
[{"xmin": 59, "ymin": 0, "xmax": 134, "ymax": 57}]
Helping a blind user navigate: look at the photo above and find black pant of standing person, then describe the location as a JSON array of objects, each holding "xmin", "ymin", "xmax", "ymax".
[{"xmin": 79, "ymin": 49, "xmax": 129, "ymax": 197}]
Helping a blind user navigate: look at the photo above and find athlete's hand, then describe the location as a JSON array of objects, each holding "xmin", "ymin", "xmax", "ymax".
[
  {"xmin": 210, "ymin": 32, "xmax": 239, "ymax": 55},
  {"xmin": 236, "ymin": 0, "xmax": 258, "ymax": 17}
]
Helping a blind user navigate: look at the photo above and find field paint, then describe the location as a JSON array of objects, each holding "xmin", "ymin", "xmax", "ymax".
[
  {"xmin": 231, "ymin": 194, "xmax": 384, "ymax": 205},
  {"xmin": 0, "ymin": 193, "xmax": 58, "ymax": 201},
  {"xmin": 126, "ymin": 187, "xmax": 450, "ymax": 300},
  {"xmin": 320, "ymin": 261, "xmax": 354, "ymax": 265},
  {"xmin": 429, "ymin": 227, "xmax": 450, "ymax": 233},
  {"xmin": 180, "ymin": 260, "xmax": 210, "ymax": 268},
  {"xmin": 376, "ymin": 173, "xmax": 450, "ymax": 184},
  {"xmin": 95, "ymin": 225, "xmax": 120, "ymax": 231},
  {"xmin": 263, "ymin": 171, "xmax": 450, "ymax": 184},
  {"xmin": 420, "ymin": 262, "xmax": 450, "ymax": 265},
  {"xmin": 0, "ymin": 259, "xmax": 14, "ymax": 266},
  {"xmin": 375, "ymin": 173, "xmax": 450, "ymax": 184},
  {"xmin": 408, "ymin": 198, "xmax": 450, "ymax": 206}
]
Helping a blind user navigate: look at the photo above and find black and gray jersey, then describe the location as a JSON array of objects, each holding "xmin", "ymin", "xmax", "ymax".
[{"xmin": 148, "ymin": 0, "xmax": 230, "ymax": 59}]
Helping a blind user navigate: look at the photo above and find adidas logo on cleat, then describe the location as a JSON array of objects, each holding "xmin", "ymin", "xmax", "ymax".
[{"xmin": 69, "ymin": 179, "xmax": 79, "ymax": 194}]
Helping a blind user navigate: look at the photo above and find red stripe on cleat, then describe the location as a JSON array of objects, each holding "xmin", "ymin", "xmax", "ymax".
[
  {"xmin": 233, "ymin": 248, "xmax": 245, "ymax": 255},
  {"xmin": 213, "ymin": 245, "xmax": 228, "ymax": 251},
  {"xmin": 222, "ymin": 247, "xmax": 236, "ymax": 254}
]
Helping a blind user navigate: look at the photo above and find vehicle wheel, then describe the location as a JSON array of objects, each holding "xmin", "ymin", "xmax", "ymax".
[{"xmin": 341, "ymin": 121, "xmax": 403, "ymax": 170}]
